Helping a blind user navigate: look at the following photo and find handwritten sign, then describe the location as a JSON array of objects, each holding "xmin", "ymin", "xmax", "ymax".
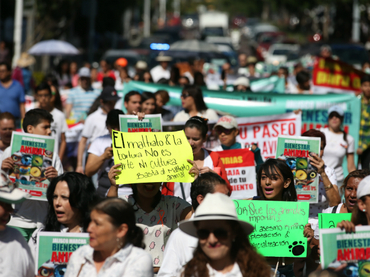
[
  {"xmin": 216, "ymin": 149, "xmax": 256, "ymax": 199},
  {"xmin": 319, "ymin": 213, "xmax": 352, "ymax": 229},
  {"xmin": 234, "ymin": 200, "xmax": 309, "ymax": 257},
  {"xmin": 112, "ymin": 130, "xmax": 194, "ymax": 184},
  {"xmin": 36, "ymin": 232, "xmax": 89, "ymax": 275},
  {"xmin": 320, "ymin": 226, "xmax": 370, "ymax": 270}
]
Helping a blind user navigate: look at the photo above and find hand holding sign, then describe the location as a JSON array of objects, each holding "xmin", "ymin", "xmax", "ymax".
[{"xmin": 112, "ymin": 130, "xmax": 194, "ymax": 184}]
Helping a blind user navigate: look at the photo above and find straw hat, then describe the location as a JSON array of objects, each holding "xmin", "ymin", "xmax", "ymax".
[
  {"xmin": 234, "ymin": 76, "xmax": 250, "ymax": 88},
  {"xmin": 179, "ymin": 193, "xmax": 254, "ymax": 237},
  {"xmin": 17, "ymin": 53, "xmax": 36, "ymax": 67},
  {"xmin": 0, "ymin": 171, "xmax": 30, "ymax": 204},
  {"xmin": 156, "ymin": 52, "xmax": 173, "ymax": 62}
]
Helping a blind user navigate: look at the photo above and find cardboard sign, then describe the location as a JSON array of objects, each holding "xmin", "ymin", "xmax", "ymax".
[
  {"xmin": 312, "ymin": 57, "xmax": 364, "ymax": 94},
  {"xmin": 216, "ymin": 149, "xmax": 256, "ymax": 199},
  {"xmin": 275, "ymin": 135, "xmax": 321, "ymax": 203},
  {"xmin": 112, "ymin": 130, "xmax": 194, "ymax": 184},
  {"xmin": 119, "ymin": 114, "xmax": 162, "ymax": 132},
  {"xmin": 36, "ymin": 232, "xmax": 89, "ymax": 275},
  {"xmin": 235, "ymin": 200, "xmax": 309, "ymax": 258},
  {"xmin": 320, "ymin": 226, "xmax": 370, "ymax": 270},
  {"xmin": 319, "ymin": 213, "xmax": 352, "ymax": 229},
  {"xmin": 9, "ymin": 132, "xmax": 57, "ymax": 200}
]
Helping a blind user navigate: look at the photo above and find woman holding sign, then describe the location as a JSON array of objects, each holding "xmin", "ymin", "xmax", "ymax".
[{"xmin": 65, "ymin": 198, "xmax": 153, "ymax": 277}]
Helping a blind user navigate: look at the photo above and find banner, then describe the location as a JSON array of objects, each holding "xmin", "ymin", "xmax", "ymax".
[
  {"xmin": 235, "ymin": 200, "xmax": 309, "ymax": 258},
  {"xmin": 320, "ymin": 226, "xmax": 370, "ymax": 271},
  {"xmin": 36, "ymin": 232, "xmax": 89, "ymax": 276},
  {"xmin": 122, "ymin": 81, "xmax": 361, "ymax": 176},
  {"xmin": 319, "ymin": 213, "xmax": 352, "ymax": 229},
  {"xmin": 112, "ymin": 130, "xmax": 194, "ymax": 184},
  {"xmin": 276, "ymin": 135, "xmax": 321, "ymax": 203},
  {"xmin": 312, "ymin": 57, "xmax": 364, "ymax": 94},
  {"xmin": 217, "ymin": 149, "xmax": 256, "ymax": 199},
  {"xmin": 9, "ymin": 132, "xmax": 57, "ymax": 201},
  {"xmin": 119, "ymin": 114, "xmax": 162, "ymax": 132},
  {"xmin": 236, "ymin": 113, "xmax": 301, "ymax": 159}
]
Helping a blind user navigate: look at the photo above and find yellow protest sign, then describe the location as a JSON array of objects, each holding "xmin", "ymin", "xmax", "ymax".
[{"xmin": 112, "ymin": 130, "xmax": 194, "ymax": 184}]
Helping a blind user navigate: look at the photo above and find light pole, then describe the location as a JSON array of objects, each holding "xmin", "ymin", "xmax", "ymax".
[{"xmin": 13, "ymin": 0, "xmax": 23, "ymax": 68}]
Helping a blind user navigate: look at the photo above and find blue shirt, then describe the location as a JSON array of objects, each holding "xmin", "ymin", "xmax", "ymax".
[
  {"xmin": 66, "ymin": 86, "xmax": 100, "ymax": 121},
  {"xmin": 0, "ymin": 80, "xmax": 25, "ymax": 118}
]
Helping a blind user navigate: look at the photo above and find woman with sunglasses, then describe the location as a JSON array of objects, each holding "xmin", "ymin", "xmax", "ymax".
[
  {"xmin": 162, "ymin": 116, "xmax": 231, "ymax": 203},
  {"xmin": 320, "ymin": 105, "xmax": 356, "ymax": 188},
  {"xmin": 173, "ymin": 85, "xmax": 219, "ymax": 122},
  {"xmin": 179, "ymin": 193, "xmax": 271, "ymax": 277}
]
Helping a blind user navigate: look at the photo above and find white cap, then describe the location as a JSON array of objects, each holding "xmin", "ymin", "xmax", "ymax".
[
  {"xmin": 78, "ymin": 67, "xmax": 91, "ymax": 78},
  {"xmin": 234, "ymin": 77, "xmax": 250, "ymax": 88},
  {"xmin": 357, "ymin": 176, "xmax": 370, "ymax": 199},
  {"xmin": 214, "ymin": 115, "xmax": 238, "ymax": 130},
  {"xmin": 328, "ymin": 105, "xmax": 344, "ymax": 117}
]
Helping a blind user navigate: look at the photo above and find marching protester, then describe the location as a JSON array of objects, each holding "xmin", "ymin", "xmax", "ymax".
[
  {"xmin": 158, "ymin": 172, "xmax": 230, "ymax": 277},
  {"xmin": 141, "ymin": 91, "xmax": 157, "ymax": 115},
  {"xmin": 162, "ymin": 116, "xmax": 231, "ymax": 203},
  {"xmin": 65, "ymin": 198, "xmax": 153, "ymax": 277},
  {"xmin": 155, "ymin": 90, "xmax": 174, "ymax": 121},
  {"xmin": 1, "ymin": 109, "xmax": 63, "ymax": 241},
  {"xmin": 0, "ymin": 112, "xmax": 15, "ymax": 156},
  {"xmin": 124, "ymin": 90, "xmax": 142, "ymax": 115}
]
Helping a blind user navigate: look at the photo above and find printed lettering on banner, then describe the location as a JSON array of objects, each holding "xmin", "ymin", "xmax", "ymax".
[
  {"xmin": 320, "ymin": 226, "xmax": 370, "ymax": 271},
  {"xmin": 35, "ymin": 232, "xmax": 89, "ymax": 275},
  {"xmin": 119, "ymin": 114, "xmax": 162, "ymax": 132},
  {"xmin": 217, "ymin": 149, "xmax": 256, "ymax": 199},
  {"xmin": 275, "ymin": 135, "xmax": 321, "ymax": 203},
  {"xmin": 112, "ymin": 130, "xmax": 194, "ymax": 184},
  {"xmin": 235, "ymin": 200, "xmax": 309, "ymax": 258}
]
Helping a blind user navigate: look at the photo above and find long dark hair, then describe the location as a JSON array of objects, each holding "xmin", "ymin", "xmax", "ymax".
[
  {"xmin": 43, "ymin": 74, "xmax": 63, "ymax": 111},
  {"xmin": 93, "ymin": 198, "xmax": 144, "ymax": 248},
  {"xmin": 44, "ymin": 172, "xmax": 99, "ymax": 231},
  {"xmin": 183, "ymin": 85, "xmax": 207, "ymax": 113},
  {"xmin": 257, "ymin": 159, "xmax": 297, "ymax": 201},
  {"xmin": 184, "ymin": 116, "xmax": 208, "ymax": 139},
  {"xmin": 182, "ymin": 221, "xmax": 271, "ymax": 277}
]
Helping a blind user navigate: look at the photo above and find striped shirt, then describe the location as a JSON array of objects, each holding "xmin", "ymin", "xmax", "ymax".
[{"xmin": 66, "ymin": 86, "xmax": 100, "ymax": 121}]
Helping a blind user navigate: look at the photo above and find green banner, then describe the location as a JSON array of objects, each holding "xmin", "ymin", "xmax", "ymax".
[
  {"xmin": 320, "ymin": 226, "xmax": 370, "ymax": 270},
  {"xmin": 234, "ymin": 200, "xmax": 309, "ymax": 258},
  {"xmin": 119, "ymin": 114, "xmax": 162, "ymax": 132},
  {"xmin": 36, "ymin": 232, "xmax": 89, "ymax": 275},
  {"xmin": 319, "ymin": 213, "xmax": 352, "ymax": 229},
  {"xmin": 122, "ymin": 81, "xmax": 360, "ymax": 174},
  {"xmin": 276, "ymin": 135, "xmax": 321, "ymax": 203},
  {"xmin": 9, "ymin": 132, "xmax": 56, "ymax": 200}
]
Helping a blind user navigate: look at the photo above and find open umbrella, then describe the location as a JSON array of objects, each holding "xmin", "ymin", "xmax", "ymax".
[
  {"xmin": 28, "ymin": 40, "xmax": 79, "ymax": 55},
  {"xmin": 170, "ymin": 39, "xmax": 219, "ymax": 53}
]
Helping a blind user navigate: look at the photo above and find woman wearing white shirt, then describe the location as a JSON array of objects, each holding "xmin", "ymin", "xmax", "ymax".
[
  {"xmin": 173, "ymin": 85, "xmax": 219, "ymax": 122},
  {"xmin": 65, "ymin": 198, "xmax": 153, "ymax": 277},
  {"xmin": 321, "ymin": 105, "xmax": 356, "ymax": 187}
]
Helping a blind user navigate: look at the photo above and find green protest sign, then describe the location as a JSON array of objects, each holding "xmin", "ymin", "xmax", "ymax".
[
  {"xmin": 119, "ymin": 114, "xmax": 162, "ymax": 132},
  {"xmin": 319, "ymin": 213, "xmax": 352, "ymax": 229},
  {"xmin": 320, "ymin": 226, "xmax": 370, "ymax": 270},
  {"xmin": 36, "ymin": 232, "xmax": 89, "ymax": 275},
  {"xmin": 234, "ymin": 200, "xmax": 309, "ymax": 258}
]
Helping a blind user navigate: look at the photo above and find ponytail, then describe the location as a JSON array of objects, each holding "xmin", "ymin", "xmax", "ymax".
[{"xmin": 129, "ymin": 226, "xmax": 145, "ymax": 249}]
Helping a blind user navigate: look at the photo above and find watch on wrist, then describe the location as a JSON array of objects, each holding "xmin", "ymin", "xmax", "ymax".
[{"xmin": 324, "ymin": 183, "xmax": 333, "ymax": 191}]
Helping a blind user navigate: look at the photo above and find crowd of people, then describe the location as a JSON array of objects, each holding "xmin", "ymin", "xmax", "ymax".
[{"xmin": 0, "ymin": 46, "xmax": 370, "ymax": 277}]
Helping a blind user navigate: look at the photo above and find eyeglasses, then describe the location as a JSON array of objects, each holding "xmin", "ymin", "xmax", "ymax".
[
  {"xmin": 215, "ymin": 128, "xmax": 234, "ymax": 135},
  {"xmin": 197, "ymin": 228, "xmax": 229, "ymax": 240},
  {"xmin": 180, "ymin": 93, "xmax": 190, "ymax": 99}
]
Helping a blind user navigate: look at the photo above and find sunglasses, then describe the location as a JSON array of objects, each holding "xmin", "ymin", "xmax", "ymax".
[
  {"xmin": 197, "ymin": 228, "xmax": 229, "ymax": 240},
  {"xmin": 328, "ymin": 112, "xmax": 343, "ymax": 119},
  {"xmin": 215, "ymin": 128, "xmax": 234, "ymax": 135},
  {"xmin": 181, "ymin": 93, "xmax": 190, "ymax": 99}
]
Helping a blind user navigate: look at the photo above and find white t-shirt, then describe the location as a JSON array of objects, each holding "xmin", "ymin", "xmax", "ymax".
[
  {"xmin": 158, "ymin": 218, "xmax": 198, "ymax": 277},
  {"xmin": 172, "ymin": 149, "xmax": 214, "ymax": 204},
  {"xmin": 150, "ymin": 65, "xmax": 170, "ymax": 83},
  {"xmin": 1, "ymin": 147, "xmax": 64, "ymax": 229},
  {"xmin": 50, "ymin": 108, "xmax": 68, "ymax": 146},
  {"xmin": 321, "ymin": 128, "xmax": 355, "ymax": 182},
  {"xmin": 119, "ymin": 194, "xmax": 191, "ymax": 267},
  {"xmin": 65, "ymin": 243, "xmax": 153, "ymax": 277},
  {"xmin": 309, "ymin": 166, "xmax": 337, "ymax": 221},
  {"xmin": 81, "ymin": 107, "xmax": 109, "ymax": 142},
  {"xmin": 173, "ymin": 109, "xmax": 219, "ymax": 122},
  {"xmin": 0, "ymin": 226, "xmax": 35, "ymax": 277},
  {"xmin": 177, "ymin": 263, "xmax": 242, "ymax": 277}
]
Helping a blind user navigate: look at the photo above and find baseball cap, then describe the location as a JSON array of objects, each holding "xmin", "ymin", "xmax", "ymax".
[
  {"xmin": 234, "ymin": 77, "xmax": 250, "ymax": 88},
  {"xmin": 0, "ymin": 171, "xmax": 30, "ymax": 204},
  {"xmin": 100, "ymin": 86, "xmax": 120, "ymax": 101},
  {"xmin": 328, "ymin": 105, "xmax": 344, "ymax": 117},
  {"xmin": 357, "ymin": 176, "xmax": 370, "ymax": 199},
  {"xmin": 214, "ymin": 115, "xmax": 238, "ymax": 130},
  {"xmin": 78, "ymin": 67, "xmax": 91, "ymax": 78}
]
